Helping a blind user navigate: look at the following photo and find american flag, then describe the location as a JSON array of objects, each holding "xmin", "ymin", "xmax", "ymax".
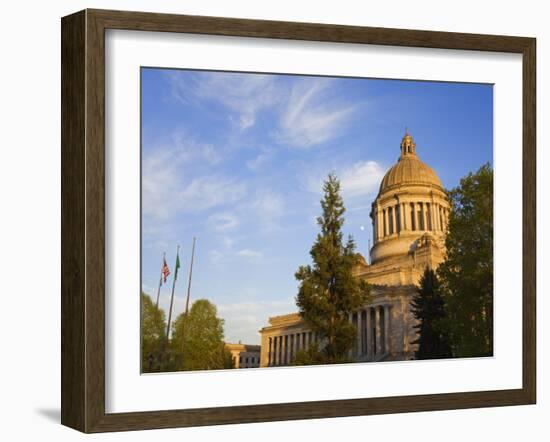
[{"xmin": 162, "ymin": 257, "xmax": 170, "ymax": 283}]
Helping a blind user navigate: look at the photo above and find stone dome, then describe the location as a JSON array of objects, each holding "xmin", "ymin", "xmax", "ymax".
[
  {"xmin": 369, "ymin": 131, "xmax": 450, "ymax": 266},
  {"xmin": 379, "ymin": 131, "xmax": 443, "ymax": 194},
  {"xmin": 379, "ymin": 156, "xmax": 443, "ymax": 193}
]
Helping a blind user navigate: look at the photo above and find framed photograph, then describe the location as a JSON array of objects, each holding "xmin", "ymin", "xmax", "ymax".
[{"xmin": 61, "ymin": 9, "xmax": 536, "ymax": 433}]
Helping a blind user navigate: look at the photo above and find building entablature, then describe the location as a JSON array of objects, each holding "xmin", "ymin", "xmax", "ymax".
[{"xmin": 372, "ymin": 188, "xmax": 448, "ymax": 212}]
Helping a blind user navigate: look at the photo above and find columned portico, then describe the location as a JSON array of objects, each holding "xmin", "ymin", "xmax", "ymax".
[
  {"xmin": 343, "ymin": 304, "xmax": 393, "ymax": 362},
  {"xmin": 261, "ymin": 302, "xmax": 400, "ymax": 366}
]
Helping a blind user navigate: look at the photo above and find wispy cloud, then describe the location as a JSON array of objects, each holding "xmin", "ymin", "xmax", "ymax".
[
  {"xmin": 167, "ymin": 72, "xmax": 358, "ymax": 147},
  {"xmin": 221, "ymin": 236, "xmax": 235, "ymax": 249},
  {"xmin": 209, "ymin": 247, "xmax": 263, "ymax": 265},
  {"xmin": 209, "ymin": 250, "xmax": 224, "ymax": 264},
  {"xmin": 303, "ymin": 160, "xmax": 385, "ymax": 201},
  {"xmin": 247, "ymin": 190, "xmax": 286, "ymax": 233},
  {"xmin": 155, "ymin": 132, "xmax": 222, "ymax": 165},
  {"xmin": 251, "ymin": 190, "xmax": 284, "ymax": 218},
  {"xmin": 207, "ymin": 212, "xmax": 240, "ymax": 232},
  {"xmin": 143, "ymin": 147, "xmax": 246, "ymax": 220},
  {"xmin": 236, "ymin": 249, "xmax": 263, "ymax": 261},
  {"xmin": 181, "ymin": 176, "xmax": 245, "ymax": 210},
  {"xmin": 246, "ymin": 150, "xmax": 273, "ymax": 172},
  {"xmin": 275, "ymin": 78, "xmax": 356, "ymax": 148},
  {"xmin": 167, "ymin": 71, "xmax": 280, "ymax": 130}
]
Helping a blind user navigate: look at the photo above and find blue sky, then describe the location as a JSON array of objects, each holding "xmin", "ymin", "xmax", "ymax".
[{"xmin": 141, "ymin": 68, "xmax": 493, "ymax": 344}]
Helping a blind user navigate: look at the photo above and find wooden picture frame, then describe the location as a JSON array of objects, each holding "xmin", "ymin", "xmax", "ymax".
[{"xmin": 61, "ymin": 8, "xmax": 536, "ymax": 433}]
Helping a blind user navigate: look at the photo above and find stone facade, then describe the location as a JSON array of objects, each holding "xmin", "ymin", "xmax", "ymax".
[
  {"xmin": 259, "ymin": 132, "xmax": 449, "ymax": 367},
  {"xmin": 225, "ymin": 343, "xmax": 261, "ymax": 368}
]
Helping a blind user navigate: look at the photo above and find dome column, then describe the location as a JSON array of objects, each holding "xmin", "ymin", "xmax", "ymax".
[
  {"xmin": 403, "ymin": 200, "xmax": 411, "ymax": 232},
  {"xmin": 423, "ymin": 202, "xmax": 429, "ymax": 231},
  {"xmin": 376, "ymin": 204, "xmax": 383, "ymax": 241},
  {"xmin": 432, "ymin": 203, "xmax": 436, "ymax": 231},
  {"xmin": 397, "ymin": 198, "xmax": 406, "ymax": 233},
  {"xmin": 421, "ymin": 202, "xmax": 427, "ymax": 231}
]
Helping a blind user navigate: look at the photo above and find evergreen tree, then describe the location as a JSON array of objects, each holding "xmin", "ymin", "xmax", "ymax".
[
  {"xmin": 438, "ymin": 164, "xmax": 493, "ymax": 357},
  {"xmin": 295, "ymin": 173, "xmax": 371, "ymax": 364},
  {"xmin": 141, "ymin": 292, "xmax": 167, "ymax": 373},
  {"xmin": 170, "ymin": 299, "xmax": 233, "ymax": 371},
  {"xmin": 411, "ymin": 267, "xmax": 452, "ymax": 359}
]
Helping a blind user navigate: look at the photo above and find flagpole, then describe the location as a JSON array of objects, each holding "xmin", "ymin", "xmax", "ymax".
[
  {"xmin": 165, "ymin": 245, "xmax": 180, "ymax": 342},
  {"xmin": 155, "ymin": 252, "xmax": 165, "ymax": 309},
  {"xmin": 184, "ymin": 237, "xmax": 196, "ymax": 316},
  {"xmin": 181, "ymin": 237, "xmax": 196, "ymax": 356}
]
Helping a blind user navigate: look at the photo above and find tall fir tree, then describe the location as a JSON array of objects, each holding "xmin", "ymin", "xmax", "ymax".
[
  {"xmin": 295, "ymin": 173, "xmax": 370, "ymax": 364},
  {"xmin": 438, "ymin": 163, "xmax": 493, "ymax": 357},
  {"xmin": 410, "ymin": 267, "xmax": 452, "ymax": 359}
]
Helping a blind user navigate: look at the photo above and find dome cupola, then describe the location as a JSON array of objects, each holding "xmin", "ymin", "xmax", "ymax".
[
  {"xmin": 400, "ymin": 130, "xmax": 417, "ymax": 157},
  {"xmin": 379, "ymin": 132, "xmax": 443, "ymax": 194},
  {"xmin": 369, "ymin": 131, "xmax": 450, "ymax": 264}
]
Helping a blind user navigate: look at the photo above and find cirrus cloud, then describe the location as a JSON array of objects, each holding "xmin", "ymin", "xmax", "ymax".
[
  {"xmin": 275, "ymin": 78, "xmax": 356, "ymax": 148},
  {"xmin": 167, "ymin": 71, "xmax": 281, "ymax": 131}
]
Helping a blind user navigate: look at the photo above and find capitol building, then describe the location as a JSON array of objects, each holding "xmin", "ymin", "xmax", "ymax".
[{"xmin": 259, "ymin": 132, "xmax": 450, "ymax": 367}]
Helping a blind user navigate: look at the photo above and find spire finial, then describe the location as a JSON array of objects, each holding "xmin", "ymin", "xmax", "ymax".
[{"xmin": 400, "ymin": 130, "xmax": 416, "ymax": 158}]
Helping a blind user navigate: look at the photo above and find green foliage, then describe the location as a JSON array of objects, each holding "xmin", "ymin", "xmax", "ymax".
[
  {"xmin": 438, "ymin": 163, "xmax": 493, "ymax": 357},
  {"xmin": 292, "ymin": 342, "xmax": 327, "ymax": 366},
  {"xmin": 170, "ymin": 299, "xmax": 233, "ymax": 371},
  {"xmin": 411, "ymin": 267, "xmax": 452, "ymax": 359},
  {"xmin": 295, "ymin": 173, "xmax": 371, "ymax": 364},
  {"xmin": 141, "ymin": 292, "xmax": 167, "ymax": 373}
]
